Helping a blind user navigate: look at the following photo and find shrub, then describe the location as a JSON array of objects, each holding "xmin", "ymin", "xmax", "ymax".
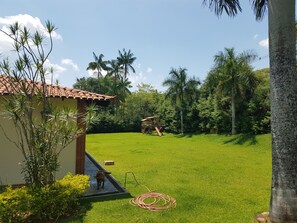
[
  {"xmin": 30, "ymin": 173, "xmax": 90, "ymax": 222},
  {"xmin": 56, "ymin": 173, "xmax": 90, "ymax": 196},
  {"xmin": 0, "ymin": 186, "xmax": 31, "ymax": 223},
  {"xmin": 0, "ymin": 174, "xmax": 89, "ymax": 223}
]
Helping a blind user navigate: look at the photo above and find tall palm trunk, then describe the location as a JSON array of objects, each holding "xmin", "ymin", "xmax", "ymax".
[
  {"xmin": 97, "ymin": 69, "xmax": 100, "ymax": 79},
  {"xmin": 231, "ymin": 87, "xmax": 236, "ymax": 135},
  {"xmin": 269, "ymin": 1, "xmax": 297, "ymax": 222},
  {"xmin": 180, "ymin": 110, "xmax": 184, "ymax": 134}
]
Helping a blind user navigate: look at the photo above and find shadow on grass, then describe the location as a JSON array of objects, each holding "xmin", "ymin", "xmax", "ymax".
[
  {"xmin": 173, "ymin": 133, "xmax": 258, "ymax": 145},
  {"xmin": 59, "ymin": 193, "xmax": 132, "ymax": 223},
  {"xmin": 174, "ymin": 134, "xmax": 195, "ymax": 138},
  {"xmin": 223, "ymin": 134, "xmax": 258, "ymax": 145}
]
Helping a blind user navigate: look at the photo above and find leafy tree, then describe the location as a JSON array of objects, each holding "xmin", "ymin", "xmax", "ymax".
[
  {"xmin": 198, "ymin": 69, "xmax": 228, "ymax": 133},
  {"xmin": 86, "ymin": 107, "xmax": 126, "ymax": 133},
  {"xmin": 117, "ymin": 49, "xmax": 136, "ymax": 79},
  {"xmin": 0, "ymin": 22, "xmax": 85, "ymax": 186},
  {"xmin": 199, "ymin": 66, "xmax": 270, "ymax": 134},
  {"xmin": 163, "ymin": 67, "xmax": 200, "ymax": 134},
  {"xmin": 136, "ymin": 83, "xmax": 157, "ymax": 93},
  {"xmin": 73, "ymin": 74, "xmax": 132, "ymax": 121},
  {"xmin": 122, "ymin": 84, "xmax": 161, "ymax": 131},
  {"xmin": 86, "ymin": 84, "xmax": 163, "ymax": 133},
  {"xmin": 213, "ymin": 47, "xmax": 257, "ymax": 134},
  {"xmin": 203, "ymin": 1, "xmax": 297, "ymax": 222},
  {"xmin": 81, "ymin": 49, "xmax": 137, "ymax": 107},
  {"xmin": 246, "ymin": 68, "xmax": 270, "ymax": 134},
  {"xmin": 197, "ymin": 92, "xmax": 231, "ymax": 133},
  {"xmin": 156, "ymin": 95, "xmax": 177, "ymax": 133},
  {"xmin": 74, "ymin": 77, "xmax": 101, "ymax": 93},
  {"xmin": 74, "ymin": 76, "xmax": 114, "ymax": 95}
]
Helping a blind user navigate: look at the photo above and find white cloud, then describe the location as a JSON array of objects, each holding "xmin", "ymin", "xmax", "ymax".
[
  {"xmin": 0, "ymin": 14, "xmax": 62, "ymax": 52},
  {"xmin": 61, "ymin": 59, "xmax": 79, "ymax": 71},
  {"xmin": 44, "ymin": 59, "xmax": 67, "ymax": 83},
  {"xmin": 137, "ymin": 63, "xmax": 141, "ymax": 69},
  {"xmin": 87, "ymin": 70, "xmax": 95, "ymax": 77},
  {"xmin": 45, "ymin": 60, "xmax": 66, "ymax": 74},
  {"xmin": 129, "ymin": 71, "xmax": 147, "ymax": 88},
  {"xmin": 146, "ymin": 67, "xmax": 153, "ymax": 73},
  {"xmin": 87, "ymin": 69, "xmax": 107, "ymax": 78},
  {"xmin": 0, "ymin": 26, "xmax": 14, "ymax": 52},
  {"xmin": 259, "ymin": 38, "xmax": 269, "ymax": 48},
  {"xmin": 253, "ymin": 34, "xmax": 259, "ymax": 39}
]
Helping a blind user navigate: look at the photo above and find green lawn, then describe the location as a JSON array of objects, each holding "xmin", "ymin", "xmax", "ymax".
[{"xmin": 63, "ymin": 133, "xmax": 271, "ymax": 223}]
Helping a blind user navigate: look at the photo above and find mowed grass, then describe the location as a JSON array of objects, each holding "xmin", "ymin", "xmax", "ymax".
[{"xmin": 63, "ymin": 133, "xmax": 271, "ymax": 223}]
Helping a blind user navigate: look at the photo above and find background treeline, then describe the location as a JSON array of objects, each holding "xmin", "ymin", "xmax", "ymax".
[{"xmin": 74, "ymin": 48, "xmax": 270, "ymax": 134}]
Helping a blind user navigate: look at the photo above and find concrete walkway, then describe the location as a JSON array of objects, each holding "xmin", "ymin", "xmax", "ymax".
[{"xmin": 84, "ymin": 153, "xmax": 129, "ymax": 198}]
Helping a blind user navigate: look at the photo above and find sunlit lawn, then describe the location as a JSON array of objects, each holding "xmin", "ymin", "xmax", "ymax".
[{"xmin": 62, "ymin": 133, "xmax": 271, "ymax": 223}]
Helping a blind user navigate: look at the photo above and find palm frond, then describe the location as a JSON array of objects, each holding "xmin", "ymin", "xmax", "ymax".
[
  {"xmin": 203, "ymin": 0, "xmax": 242, "ymax": 17},
  {"xmin": 117, "ymin": 49, "xmax": 136, "ymax": 77},
  {"xmin": 92, "ymin": 52, "xmax": 98, "ymax": 61},
  {"xmin": 86, "ymin": 62, "xmax": 98, "ymax": 70},
  {"xmin": 163, "ymin": 67, "xmax": 199, "ymax": 109},
  {"xmin": 250, "ymin": 0, "xmax": 268, "ymax": 21},
  {"xmin": 128, "ymin": 64, "xmax": 136, "ymax": 73},
  {"xmin": 238, "ymin": 50, "xmax": 258, "ymax": 66}
]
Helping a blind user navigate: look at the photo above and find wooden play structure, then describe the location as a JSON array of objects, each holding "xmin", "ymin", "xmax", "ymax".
[{"xmin": 141, "ymin": 116, "xmax": 164, "ymax": 136}]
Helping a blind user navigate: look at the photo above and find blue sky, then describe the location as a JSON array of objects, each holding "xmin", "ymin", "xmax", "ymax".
[{"xmin": 0, "ymin": 0, "xmax": 269, "ymax": 92}]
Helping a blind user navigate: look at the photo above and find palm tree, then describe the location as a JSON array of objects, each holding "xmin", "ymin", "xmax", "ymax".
[
  {"xmin": 106, "ymin": 59, "xmax": 121, "ymax": 96},
  {"xmin": 115, "ymin": 76, "xmax": 132, "ymax": 117},
  {"xmin": 117, "ymin": 49, "xmax": 136, "ymax": 78},
  {"xmin": 163, "ymin": 67, "xmax": 200, "ymax": 134},
  {"xmin": 204, "ymin": 1, "xmax": 297, "ymax": 222},
  {"xmin": 213, "ymin": 47, "xmax": 257, "ymax": 135},
  {"xmin": 117, "ymin": 76, "xmax": 132, "ymax": 101},
  {"xmin": 87, "ymin": 52, "xmax": 109, "ymax": 79}
]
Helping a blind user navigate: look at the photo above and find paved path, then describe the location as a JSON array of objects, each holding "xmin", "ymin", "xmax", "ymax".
[{"xmin": 84, "ymin": 153, "xmax": 129, "ymax": 197}]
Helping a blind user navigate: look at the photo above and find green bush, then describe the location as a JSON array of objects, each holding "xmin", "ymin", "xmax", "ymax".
[
  {"xmin": 0, "ymin": 173, "xmax": 89, "ymax": 223},
  {"xmin": 0, "ymin": 186, "xmax": 31, "ymax": 223},
  {"xmin": 56, "ymin": 173, "xmax": 90, "ymax": 196}
]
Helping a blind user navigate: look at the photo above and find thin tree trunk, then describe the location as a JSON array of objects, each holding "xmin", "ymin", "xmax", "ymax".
[
  {"xmin": 180, "ymin": 110, "xmax": 184, "ymax": 134},
  {"xmin": 97, "ymin": 68, "xmax": 100, "ymax": 79},
  {"xmin": 269, "ymin": 1, "xmax": 297, "ymax": 222},
  {"xmin": 231, "ymin": 87, "xmax": 236, "ymax": 135}
]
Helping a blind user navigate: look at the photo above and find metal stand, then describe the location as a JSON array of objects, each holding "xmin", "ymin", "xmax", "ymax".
[{"xmin": 124, "ymin": 172, "xmax": 140, "ymax": 188}]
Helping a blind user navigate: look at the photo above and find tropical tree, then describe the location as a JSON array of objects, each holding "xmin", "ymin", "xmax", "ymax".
[
  {"xmin": 106, "ymin": 59, "xmax": 121, "ymax": 96},
  {"xmin": 73, "ymin": 76, "xmax": 114, "ymax": 95},
  {"xmin": 107, "ymin": 75, "xmax": 131, "ymax": 117},
  {"xmin": 117, "ymin": 49, "xmax": 136, "ymax": 79},
  {"xmin": 163, "ymin": 67, "xmax": 200, "ymax": 134},
  {"xmin": 213, "ymin": 47, "xmax": 257, "ymax": 134},
  {"xmin": 87, "ymin": 52, "xmax": 109, "ymax": 79},
  {"xmin": 73, "ymin": 74, "xmax": 132, "ymax": 112},
  {"xmin": 0, "ymin": 22, "xmax": 83, "ymax": 186},
  {"xmin": 122, "ymin": 84, "xmax": 162, "ymax": 130},
  {"xmin": 117, "ymin": 76, "xmax": 132, "ymax": 103},
  {"xmin": 247, "ymin": 68, "xmax": 270, "ymax": 134},
  {"xmin": 203, "ymin": 0, "xmax": 297, "ymax": 222},
  {"xmin": 74, "ymin": 77, "xmax": 101, "ymax": 93}
]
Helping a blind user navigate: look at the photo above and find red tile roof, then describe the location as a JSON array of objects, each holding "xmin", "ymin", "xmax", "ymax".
[{"xmin": 0, "ymin": 75, "xmax": 114, "ymax": 101}]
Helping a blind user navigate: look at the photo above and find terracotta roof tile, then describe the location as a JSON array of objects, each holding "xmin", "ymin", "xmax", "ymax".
[{"xmin": 0, "ymin": 75, "xmax": 115, "ymax": 101}]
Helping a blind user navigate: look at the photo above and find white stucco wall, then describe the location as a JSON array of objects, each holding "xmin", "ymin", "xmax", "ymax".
[{"xmin": 0, "ymin": 97, "xmax": 77, "ymax": 185}]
